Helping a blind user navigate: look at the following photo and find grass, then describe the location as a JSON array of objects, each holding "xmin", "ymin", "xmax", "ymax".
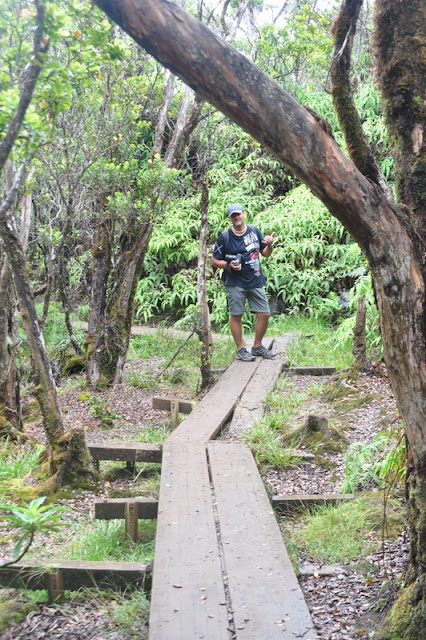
[
  {"xmin": 243, "ymin": 421, "xmax": 302, "ymax": 469},
  {"xmin": 263, "ymin": 378, "xmax": 323, "ymax": 432},
  {"xmin": 270, "ymin": 314, "xmax": 354, "ymax": 371},
  {"xmin": 66, "ymin": 518, "xmax": 156, "ymax": 564},
  {"xmin": 0, "ymin": 440, "xmax": 46, "ymax": 495},
  {"xmin": 286, "ymin": 498, "xmax": 377, "ymax": 564}
]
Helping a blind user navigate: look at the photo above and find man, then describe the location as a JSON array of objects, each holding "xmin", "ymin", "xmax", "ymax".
[{"xmin": 213, "ymin": 203, "xmax": 275, "ymax": 361}]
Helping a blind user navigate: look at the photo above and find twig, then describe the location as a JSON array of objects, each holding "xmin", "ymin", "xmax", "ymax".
[{"xmin": 155, "ymin": 330, "xmax": 195, "ymax": 378}]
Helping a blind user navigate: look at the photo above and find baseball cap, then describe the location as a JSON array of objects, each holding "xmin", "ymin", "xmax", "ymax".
[{"xmin": 227, "ymin": 203, "xmax": 243, "ymax": 217}]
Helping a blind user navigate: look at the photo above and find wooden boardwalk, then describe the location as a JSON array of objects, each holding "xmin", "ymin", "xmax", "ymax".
[{"xmin": 149, "ymin": 336, "xmax": 315, "ymax": 640}]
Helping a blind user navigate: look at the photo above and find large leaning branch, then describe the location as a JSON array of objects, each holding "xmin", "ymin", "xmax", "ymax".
[{"xmin": 94, "ymin": 0, "xmax": 400, "ymax": 262}]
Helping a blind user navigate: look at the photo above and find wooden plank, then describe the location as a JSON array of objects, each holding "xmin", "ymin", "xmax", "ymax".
[
  {"xmin": 166, "ymin": 339, "xmax": 271, "ymax": 445},
  {"xmin": 148, "ymin": 441, "xmax": 230, "ymax": 640},
  {"xmin": 208, "ymin": 441, "xmax": 315, "ymax": 639},
  {"xmin": 88, "ymin": 442, "xmax": 162, "ymax": 463},
  {"xmin": 153, "ymin": 397, "xmax": 193, "ymax": 414},
  {"xmin": 273, "ymin": 493, "xmax": 355, "ymax": 513},
  {"xmin": 0, "ymin": 560, "xmax": 151, "ymax": 591},
  {"xmin": 95, "ymin": 498, "xmax": 158, "ymax": 520},
  {"xmin": 289, "ymin": 366, "xmax": 336, "ymax": 376},
  {"xmin": 228, "ymin": 335, "xmax": 293, "ymax": 436}
]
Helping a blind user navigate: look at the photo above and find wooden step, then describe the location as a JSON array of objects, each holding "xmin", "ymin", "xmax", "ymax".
[
  {"xmin": 289, "ymin": 365, "xmax": 336, "ymax": 376},
  {"xmin": 152, "ymin": 396, "xmax": 193, "ymax": 414},
  {"xmin": 0, "ymin": 560, "xmax": 151, "ymax": 593},
  {"xmin": 88, "ymin": 442, "xmax": 162, "ymax": 463},
  {"xmin": 273, "ymin": 493, "xmax": 355, "ymax": 512},
  {"xmin": 95, "ymin": 497, "xmax": 158, "ymax": 520},
  {"xmin": 208, "ymin": 441, "xmax": 315, "ymax": 639}
]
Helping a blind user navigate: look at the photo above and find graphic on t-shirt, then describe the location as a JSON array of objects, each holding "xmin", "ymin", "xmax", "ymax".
[{"xmin": 244, "ymin": 232, "xmax": 261, "ymax": 277}]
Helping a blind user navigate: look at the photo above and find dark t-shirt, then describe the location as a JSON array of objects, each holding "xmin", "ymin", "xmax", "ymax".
[{"xmin": 213, "ymin": 225, "xmax": 266, "ymax": 288}]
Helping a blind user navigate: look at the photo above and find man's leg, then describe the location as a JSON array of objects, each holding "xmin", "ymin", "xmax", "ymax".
[
  {"xmin": 253, "ymin": 311, "xmax": 270, "ymax": 348},
  {"xmin": 230, "ymin": 314, "xmax": 244, "ymax": 350}
]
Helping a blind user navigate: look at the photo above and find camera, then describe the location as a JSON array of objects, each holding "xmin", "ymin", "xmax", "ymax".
[{"xmin": 225, "ymin": 253, "xmax": 242, "ymax": 267}]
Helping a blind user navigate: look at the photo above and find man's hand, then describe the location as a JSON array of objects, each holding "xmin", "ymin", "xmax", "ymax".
[
  {"xmin": 230, "ymin": 259, "xmax": 242, "ymax": 271},
  {"xmin": 262, "ymin": 231, "xmax": 275, "ymax": 247}
]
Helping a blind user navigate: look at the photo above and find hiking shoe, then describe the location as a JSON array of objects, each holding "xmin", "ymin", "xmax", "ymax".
[
  {"xmin": 236, "ymin": 347, "xmax": 255, "ymax": 362},
  {"xmin": 251, "ymin": 344, "xmax": 275, "ymax": 359}
]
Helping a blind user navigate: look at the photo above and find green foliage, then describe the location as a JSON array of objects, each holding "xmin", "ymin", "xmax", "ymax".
[
  {"xmin": 342, "ymin": 422, "xmax": 407, "ymax": 494},
  {"xmin": 0, "ymin": 497, "xmax": 67, "ymax": 562},
  {"xmin": 89, "ymin": 395, "xmax": 121, "ymax": 426}
]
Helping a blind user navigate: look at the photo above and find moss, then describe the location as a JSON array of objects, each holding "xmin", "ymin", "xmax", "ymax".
[
  {"xmin": 286, "ymin": 422, "xmax": 348, "ymax": 455},
  {"xmin": 373, "ymin": 582, "xmax": 425, "ymax": 640},
  {"xmin": 78, "ymin": 392, "xmax": 91, "ymax": 402},
  {"xmin": 61, "ymin": 356, "xmax": 86, "ymax": 376},
  {"xmin": 0, "ymin": 599, "xmax": 38, "ymax": 633},
  {"xmin": 0, "ymin": 480, "xmax": 39, "ymax": 501}
]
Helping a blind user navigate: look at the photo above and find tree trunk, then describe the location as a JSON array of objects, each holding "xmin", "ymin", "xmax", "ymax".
[
  {"xmin": 196, "ymin": 180, "xmax": 213, "ymax": 390},
  {"xmin": 0, "ymin": 163, "xmax": 22, "ymax": 437},
  {"xmin": 86, "ymin": 221, "xmax": 112, "ymax": 386},
  {"xmin": 352, "ymin": 295, "xmax": 370, "ymax": 371},
  {"xmin": 0, "ymin": 253, "xmax": 22, "ymax": 438},
  {"xmin": 93, "ymin": 223, "xmax": 152, "ymax": 386},
  {"xmin": 94, "ymin": 0, "xmax": 426, "ymax": 628},
  {"xmin": 58, "ymin": 255, "xmax": 81, "ymax": 355}
]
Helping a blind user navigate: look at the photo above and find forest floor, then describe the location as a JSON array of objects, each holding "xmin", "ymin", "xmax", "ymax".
[{"xmin": 0, "ymin": 354, "xmax": 410, "ymax": 640}]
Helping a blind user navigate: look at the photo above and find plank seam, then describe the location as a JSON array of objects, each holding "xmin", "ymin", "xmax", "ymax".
[{"xmin": 205, "ymin": 443, "xmax": 236, "ymax": 638}]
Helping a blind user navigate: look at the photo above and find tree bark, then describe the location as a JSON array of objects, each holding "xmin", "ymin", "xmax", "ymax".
[
  {"xmin": 330, "ymin": 0, "xmax": 393, "ymax": 201},
  {"xmin": 0, "ymin": 253, "xmax": 22, "ymax": 438},
  {"xmin": 196, "ymin": 180, "xmax": 213, "ymax": 390},
  {"xmin": 86, "ymin": 220, "xmax": 112, "ymax": 386},
  {"xmin": 352, "ymin": 295, "xmax": 370, "ymax": 371},
  {"xmin": 0, "ymin": 163, "xmax": 22, "ymax": 437}
]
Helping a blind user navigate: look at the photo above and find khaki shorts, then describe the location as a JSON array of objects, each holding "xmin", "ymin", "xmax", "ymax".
[{"xmin": 226, "ymin": 286, "xmax": 270, "ymax": 316}]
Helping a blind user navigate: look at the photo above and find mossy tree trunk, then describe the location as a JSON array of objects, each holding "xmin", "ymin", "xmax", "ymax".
[
  {"xmin": 94, "ymin": 0, "xmax": 426, "ymax": 633},
  {"xmin": 98, "ymin": 222, "xmax": 152, "ymax": 386},
  {"xmin": 0, "ymin": 162, "xmax": 22, "ymax": 438},
  {"xmin": 86, "ymin": 219, "xmax": 112, "ymax": 386},
  {"xmin": 0, "ymin": 214, "xmax": 99, "ymax": 490},
  {"xmin": 0, "ymin": 253, "xmax": 22, "ymax": 438},
  {"xmin": 373, "ymin": 0, "xmax": 426, "ymax": 634},
  {"xmin": 196, "ymin": 179, "xmax": 213, "ymax": 390}
]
